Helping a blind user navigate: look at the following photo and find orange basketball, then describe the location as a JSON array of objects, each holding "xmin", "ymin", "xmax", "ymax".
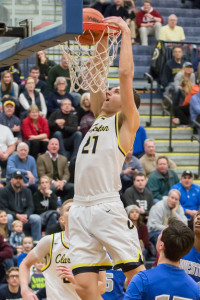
[{"xmin": 78, "ymin": 8, "xmax": 104, "ymax": 45}]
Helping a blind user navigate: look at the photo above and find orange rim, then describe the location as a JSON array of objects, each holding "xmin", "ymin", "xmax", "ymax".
[{"xmin": 82, "ymin": 22, "xmax": 120, "ymax": 36}]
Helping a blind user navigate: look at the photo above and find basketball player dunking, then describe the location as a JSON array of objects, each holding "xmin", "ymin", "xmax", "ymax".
[{"xmin": 68, "ymin": 16, "xmax": 145, "ymax": 300}]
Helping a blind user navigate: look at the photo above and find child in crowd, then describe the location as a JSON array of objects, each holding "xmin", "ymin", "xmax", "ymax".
[
  {"xmin": 127, "ymin": 205, "xmax": 156, "ymax": 261},
  {"xmin": 9, "ymin": 220, "xmax": 25, "ymax": 256},
  {"xmin": 30, "ymin": 258, "xmax": 46, "ymax": 294},
  {"xmin": 0, "ymin": 210, "xmax": 9, "ymax": 240},
  {"xmin": 17, "ymin": 236, "xmax": 34, "ymax": 267}
]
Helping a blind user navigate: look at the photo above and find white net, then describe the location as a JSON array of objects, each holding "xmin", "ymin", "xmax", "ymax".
[{"xmin": 60, "ymin": 24, "xmax": 121, "ymax": 93}]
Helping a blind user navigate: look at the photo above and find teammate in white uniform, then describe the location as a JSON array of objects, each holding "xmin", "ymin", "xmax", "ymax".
[
  {"xmin": 69, "ymin": 16, "xmax": 145, "ymax": 300},
  {"xmin": 19, "ymin": 200, "xmax": 106, "ymax": 300}
]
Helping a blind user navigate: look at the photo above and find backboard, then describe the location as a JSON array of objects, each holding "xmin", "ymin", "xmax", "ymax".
[{"xmin": 0, "ymin": 0, "xmax": 83, "ymax": 67}]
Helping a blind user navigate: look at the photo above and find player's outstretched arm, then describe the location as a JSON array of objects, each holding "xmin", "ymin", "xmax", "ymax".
[
  {"xmin": 89, "ymin": 34, "xmax": 108, "ymax": 118},
  {"xmin": 104, "ymin": 17, "xmax": 140, "ymax": 152},
  {"xmin": 19, "ymin": 250, "xmax": 40, "ymax": 300}
]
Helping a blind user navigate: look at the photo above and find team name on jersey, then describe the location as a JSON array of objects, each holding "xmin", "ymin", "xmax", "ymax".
[
  {"xmin": 89, "ymin": 125, "xmax": 109, "ymax": 133},
  {"xmin": 180, "ymin": 259, "xmax": 200, "ymax": 278},
  {"xmin": 55, "ymin": 254, "xmax": 71, "ymax": 264}
]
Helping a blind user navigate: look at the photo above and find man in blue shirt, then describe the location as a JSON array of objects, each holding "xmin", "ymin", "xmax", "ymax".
[
  {"xmin": 125, "ymin": 217, "xmax": 200, "ymax": 300},
  {"xmin": 180, "ymin": 210, "xmax": 200, "ymax": 285},
  {"xmin": 171, "ymin": 170, "xmax": 200, "ymax": 226}
]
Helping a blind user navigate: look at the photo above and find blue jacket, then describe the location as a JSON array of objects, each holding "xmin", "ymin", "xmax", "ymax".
[
  {"xmin": 46, "ymin": 90, "xmax": 75, "ymax": 114},
  {"xmin": 171, "ymin": 182, "xmax": 200, "ymax": 218},
  {"xmin": 133, "ymin": 126, "xmax": 147, "ymax": 157},
  {"xmin": 6, "ymin": 153, "xmax": 38, "ymax": 185},
  {"xmin": 190, "ymin": 92, "xmax": 200, "ymax": 122}
]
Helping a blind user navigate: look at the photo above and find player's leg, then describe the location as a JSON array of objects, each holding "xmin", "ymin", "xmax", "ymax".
[
  {"xmin": 74, "ymin": 272, "xmax": 102, "ymax": 300},
  {"xmin": 124, "ymin": 265, "xmax": 146, "ymax": 282}
]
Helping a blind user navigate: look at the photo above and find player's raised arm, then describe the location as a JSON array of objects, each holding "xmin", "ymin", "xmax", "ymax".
[
  {"xmin": 89, "ymin": 34, "xmax": 108, "ymax": 118},
  {"xmin": 104, "ymin": 17, "xmax": 140, "ymax": 152}
]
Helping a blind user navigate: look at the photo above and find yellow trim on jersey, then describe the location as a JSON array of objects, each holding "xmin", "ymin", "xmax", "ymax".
[
  {"xmin": 41, "ymin": 234, "xmax": 54, "ymax": 272},
  {"xmin": 114, "ymin": 250, "xmax": 143, "ymax": 266},
  {"xmin": 97, "ymin": 114, "xmax": 107, "ymax": 120},
  {"xmin": 71, "ymin": 262, "xmax": 113, "ymax": 270},
  {"xmin": 61, "ymin": 231, "xmax": 69, "ymax": 249},
  {"xmin": 115, "ymin": 112, "xmax": 126, "ymax": 156}
]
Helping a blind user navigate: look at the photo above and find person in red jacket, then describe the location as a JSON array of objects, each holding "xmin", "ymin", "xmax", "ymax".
[
  {"xmin": 136, "ymin": 0, "xmax": 163, "ymax": 45},
  {"xmin": 21, "ymin": 105, "xmax": 49, "ymax": 159}
]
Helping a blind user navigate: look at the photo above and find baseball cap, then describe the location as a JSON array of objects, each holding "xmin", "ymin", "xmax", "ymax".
[
  {"xmin": 181, "ymin": 170, "xmax": 193, "ymax": 177},
  {"xmin": 183, "ymin": 62, "xmax": 193, "ymax": 68},
  {"xmin": 11, "ymin": 171, "xmax": 23, "ymax": 178},
  {"xmin": 3, "ymin": 99, "xmax": 15, "ymax": 107}
]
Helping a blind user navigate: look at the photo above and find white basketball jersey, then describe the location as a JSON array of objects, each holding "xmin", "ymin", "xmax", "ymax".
[
  {"xmin": 42, "ymin": 231, "xmax": 80, "ymax": 300},
  {"xmin": 74, "ymin": 113, "xmax": 126, "ymax": 202}
]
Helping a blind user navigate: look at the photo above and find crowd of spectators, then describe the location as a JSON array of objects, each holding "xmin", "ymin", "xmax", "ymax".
[{"xmin": 0, "ymin": 1, "xmax": 200, "ymax": 298}]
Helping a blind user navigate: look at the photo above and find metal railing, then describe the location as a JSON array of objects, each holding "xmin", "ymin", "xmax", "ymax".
[
  {"xmin": 144, "ymin": 72, "xmax": 153, "ymax": 127},
  {"xmin": 162, "ymin": 94, "xmax": 173, "ymax": 152}
]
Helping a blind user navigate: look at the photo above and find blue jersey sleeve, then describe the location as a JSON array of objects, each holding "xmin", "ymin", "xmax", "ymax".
[{"xmin": 124, "ymin": 272, "xmax": 148, "ymax": 300}]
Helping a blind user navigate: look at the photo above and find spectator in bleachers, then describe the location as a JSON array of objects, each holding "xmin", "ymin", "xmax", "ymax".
[
  {"xmin": 17, "ymin": 236, "xmax": 34, "ymax": 266},
  {"xmin": 136, "ymin": 0, "xmax": 163, "ymax": 46},
  {"xmin": 77, "ymin": 92, "xmax": 92, "ymax": 124},
  {"xmin": 0, "ymin": 267, "xmax": 23, "ymax": 298},
  {"xmin": 159, "ymin": 14, "xmax": 185, "ymax": 42},
  {"xmin": 123, "ymin": 0, "xmax": 137, "ymax": 44},
  {"xmin": 147, "ymin": 189, "xmax": 187, "ymax": 246},
  {"xmin": 133, "ymin": 125, "xmax": 147, "ymax": 158},
  {"xmin": 0, "ymin": 71, "xmax": 19, "ymax": 110},
  {"xmin": 122, "ymin": 173, "xmax": 153, "ymax": 222},
  {"xmin": 46, "ymin": 77, "xmax": 75, "ymax": 116},
  {"xmin": 171, "ymin": 170, "xmax": 200, "ymax": 226},
  {"xmin": 0, "ymin": 210, "xmax": 9, "ymax": 240},
  {"xmin": 161, "ymin": 47, "xmax": 183, "ymax": 89},
  {"xmin": 190, "ymin": 86, "xmax": 200, "ymax": 125},
  {"xmin": 47, "ymin": 54, "xmax": 71, "ymax": 92},
  {"xmin": 0, "ymin": 64, "xmax": 21, "ymax": 85},
  {"xmin": 6, "ymin": 142, "xmax": 38, "ymax": 193},
  {"xmin": 0, "ymin": 99, "xmax": 22, "ymax": 143},
  {"xmin": 80, "ymin": 110, "xmax": 95, "ymax": 138},
  {"xmin": 19, "ymin": 77, "xmax": 47, "ymax": 119},
  {"xmin": 147, "ymin": 156, "xmax": 179, "ymax": 202},
  {"xmin": 21, "ymin": 105, "xmax": 49, "ymax": 159},
  {"xmin": 126, "ymin": 204, "xmax": 153, "ymax": 260},
  {"xmin": 139, "ymin": 138, "xmax": 176, "ymax": 178},
  {"xmin": 48, "ymin": 99, "xmax": 82, "ymax": 161},
  {"xmin": 28, "ymin": 66, "xmax": 47, "ymax": 96},
  {"xmin": 78, "ymin": 93, "xmax": 95, "ymax": 137},
  {"xmin": 173, "ymin": 79, "xmax": 199, "ymax": 126},
  {"xmin": 0, "ymin": 237, "xmax": 14, "ymax": 284},
  {"xmin": 0, "ymin": 171, "xmax": 41, "ymax": 242},
  {"xmin": 9, "ymin": 220, "xmax": 25, "ymax": 257},
  {"xmin": 29, "ymin": 259, "xmax": 45, "ymax": 294},
  {"xmin": 33, "ymin": 175, "xmax": 58, "ymax": 233},
  {"xmin": 36, "ymin": 50, "xmax": 56, "ymax": 82},
  {"xmin": 0, "ymin": 124, "xmax": 16, "ymax": 178},
  {"xmin": 36, "ymin": 138, "xmax": 74, "ymax": 202},
  {"xmin": 174, "ymin": 62, "xmax": 196, "ymax": 88},
  {"xmin": 91, "ymin": 0, "xmax": 109, "ymax": 15},
  {"xmin": 120, "ymin": 148, "xmax": 143, "ymax": 193},
  {"xmin": 104, "ymin": 0, "xmax": 137, "ymax": 44}
]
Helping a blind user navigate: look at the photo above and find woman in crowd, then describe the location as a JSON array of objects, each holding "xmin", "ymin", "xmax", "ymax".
[
  {"xmin": 173, "ymin": 79, "xmax": 199, "ymax": 126},
  {"xmin": 33, "ymin": 176, "xmax": 59, "ymax": 233},
  {"xmin": 127, "ymin": 205, "xmax": 155, "ymax": 261},
  {"xmin": 46, "ymin": 76, "xmax": 75, "ymax": 116},
  {"xmin": 36, "ymin": 50, "xmax": 56, "ymax": 82},
  {"xmin": 0, "ymin": 71, "xmax": 19, "ymax": 104},
  {"xmin": 0, "ymin": 210, "xmax": 9, "ymax": 240},
  {"xmin": 19, "ymin": 76, "xmax": 47, "ymax": 119},
  {"xmin": 174, "ymin": 62, "xmax": 196, "ymax": 88},
  {"xmin": 77, "ymin": 93, "xmax": 95, "ymax": 137},
  {"xmin": 21, "ymin": 105, "xmax": 49, "ymax": 159}
]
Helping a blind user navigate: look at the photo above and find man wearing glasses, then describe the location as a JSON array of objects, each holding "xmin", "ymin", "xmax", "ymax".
[{"xmin": 0, "ymin": 267, "xmax": 22, "ymax": 300}]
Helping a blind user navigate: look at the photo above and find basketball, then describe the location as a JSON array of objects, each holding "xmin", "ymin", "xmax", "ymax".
[
  {"xmin": 83, "ymin": 8, "xmax": 104, "ymax": 23},
  {"xmin": 78, "ymin": 8, "xmax": 104, "ymax": 45}
]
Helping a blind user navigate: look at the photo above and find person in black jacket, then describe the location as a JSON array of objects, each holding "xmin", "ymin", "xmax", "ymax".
[
  {"xmin": 0, "ymin": 171, "xmax": 41, "ymax": 241},
  {"xmin": 48, "ymin": 99, "xmax": 82, "ymax": 161},
  {"xmin": 33, "ymin": 175, "xmax": 59, "ymax": 233},
  {"xmin": 122, "ymin": 173, "xmax": 154, "ymax": 222}
]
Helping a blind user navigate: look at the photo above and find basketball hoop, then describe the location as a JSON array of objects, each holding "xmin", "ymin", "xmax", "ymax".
[{"xmin": 61, "ymin": 22, "xmax": 121, "ymax": 93}]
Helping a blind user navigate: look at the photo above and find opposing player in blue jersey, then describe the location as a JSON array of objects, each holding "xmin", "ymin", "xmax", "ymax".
[
  {"xmin": 102, "ymin": 269, "xmax": 126, "ymax": 300},
  {"xmin": 125, "ymin": 217, "xmax": 200, "ymax": 300},
  {"xmin": 68, "ymin": 16, "xmax": 144, "ymax": 300},
  {"xmin": 180, "ymin": 210, "xmax": 200, "ymax": 285}
]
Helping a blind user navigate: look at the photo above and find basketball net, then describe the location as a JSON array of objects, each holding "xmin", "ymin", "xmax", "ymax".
[{"xmin": 61, "ymin": 23, "xmax": 121, "ymax": 93}]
